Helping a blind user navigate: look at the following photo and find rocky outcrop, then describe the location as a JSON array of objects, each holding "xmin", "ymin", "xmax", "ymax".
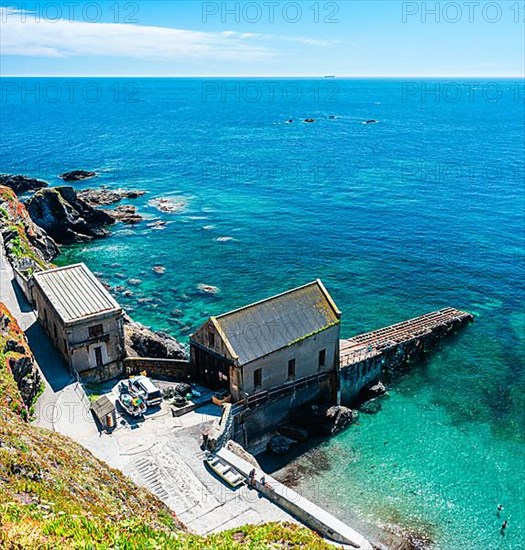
[
  {"xmin": 323, "ymin": 405, "xmax": 358, "ymax": 435},
  {"xmin": 25, "ymin": 187, "xmax": 114, "ymax": 244},
  {"xmin": 8, "ymin": 355, "xmax": 41, "ymax": 409},
  {"xmin": 148, "ymin": 197, "xmax": 187, "ymax": 213},
  {"xmin": 108, "ymin": 204, "xmax": 143, "ymax": 224},
  {"xmin": 59, "ymin": 170, "xmax": 96, "ymax": 182},
  {"xmin": 0, "ymin": 304, "xmax": 42, "ymax": 415},
  {"xmin": 364, "ymin": 381, "xmax": 387, "ymax": 400},
  {"xmin": 78, "ymin": 188, "xmax": 145, "ymax": 206},
  {"xmin": 124, "ymin": 317, "xmax": 186, "ymax": 360},
  {"xmin": 0, "ymin": 174, "xmax": 48, "ymax": 195},
  {"xmin": 0, "ymin": 185, "xmax": 58, "ymax": 271},
  {"xmin": 296, "ymin": 404, "xmax": 358, "ymax": 436}
]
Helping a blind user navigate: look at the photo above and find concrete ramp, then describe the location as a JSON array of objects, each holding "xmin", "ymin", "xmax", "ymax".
[{"xmin": 217, "ymin": 447, "xmax": 372, "ymax": 549}]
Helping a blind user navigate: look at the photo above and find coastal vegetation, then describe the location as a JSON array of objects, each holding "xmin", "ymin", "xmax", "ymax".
[{"xmin": 0, "ymin": 186, "xmax": 58, "ymax": 271}]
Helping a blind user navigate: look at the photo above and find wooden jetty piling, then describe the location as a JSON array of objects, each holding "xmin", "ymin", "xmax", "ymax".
[{"xmin": 339, "ymin": 307, "xmax": 473, "ymax": 405}]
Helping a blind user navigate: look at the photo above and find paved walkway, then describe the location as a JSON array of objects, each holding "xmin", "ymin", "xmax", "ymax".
[
  {"xmin": 0, "ymin": 240, "xmax": 94, "ymax": 438},
  {"xmin": 218, "ymin": 447, "xmax": 373, "ymax": 549}
]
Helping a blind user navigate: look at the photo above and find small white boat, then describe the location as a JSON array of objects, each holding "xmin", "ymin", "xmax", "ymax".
[{"xmin": 204, "ymin": 452, "xmax": 244, "ymax": 488}]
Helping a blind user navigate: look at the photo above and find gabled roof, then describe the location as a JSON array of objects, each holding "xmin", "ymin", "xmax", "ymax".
[
  {"xmin": 90, "ymin": 395, "xmax": 115, "ymax": 419},
  {"xmin": 213, "ymin": 279, "xmax": 340, "ymax": 365},
  {"xmin": 33, "ymin": 263, "xmax": 121, "ymax": 324}
]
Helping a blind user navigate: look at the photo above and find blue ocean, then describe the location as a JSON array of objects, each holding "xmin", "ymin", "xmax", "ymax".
[{"xmin": 1, "ymin": 77, "xmax": 524, "ymax": 549}]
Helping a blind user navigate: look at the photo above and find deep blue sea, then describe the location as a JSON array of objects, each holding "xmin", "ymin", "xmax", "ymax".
[{"xmin": 1, "ymin": 77, "xmax": 524, "ymax": 549}]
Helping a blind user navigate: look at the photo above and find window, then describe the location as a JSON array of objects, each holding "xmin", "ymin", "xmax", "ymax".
[
  {"xmin": 94, "ymin": 346, "xmax": 103, "ymax": 367},
  {"xmin": 254, "ymin": 368, "xmax": 262, "ymax": 388},
  {"xmin": 89, "ymin": 324, "xmax": 104, "ymax": 338},
  {"xmin": 288, "ymin": 358, "xmax": 296, "ymax": 379},
  {"xmin": 53, "ymin": 323, "xmax": 58, "ymax": 340},
  {"xmin": 209, "ymin": 331, "xmax": 215, "ymax": 348},
  {"xmin": 318, "ymin": 349, "xmax": 326, "ymax": 369}
]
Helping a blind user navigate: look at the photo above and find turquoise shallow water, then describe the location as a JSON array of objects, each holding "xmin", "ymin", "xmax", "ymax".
[{"xmin": 1, "ymin": 78, "xmax": 524, "ymax": 549}]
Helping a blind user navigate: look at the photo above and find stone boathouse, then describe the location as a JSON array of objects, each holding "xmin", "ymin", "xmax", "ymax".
[
  {"xmin": 33, "ymin": 263, "xmax": 125, "ymax": 380},
  {"xmin": 190, "ymin": 279, "xmax": 341, "ymax": 405}
]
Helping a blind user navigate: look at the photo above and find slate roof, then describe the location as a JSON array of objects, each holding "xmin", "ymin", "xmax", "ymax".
[
  {"xmin": 214, "ymin": 280, "xmax": 340, "ymax": 365},
  {"xmin": 34, "ymin": 263, "xmax": 121, "ymax": 324}
]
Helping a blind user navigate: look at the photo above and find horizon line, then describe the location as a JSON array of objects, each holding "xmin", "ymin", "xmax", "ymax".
[{"xmin": 1, "ymin": 74, "xmax": 524, "ymax": 79}]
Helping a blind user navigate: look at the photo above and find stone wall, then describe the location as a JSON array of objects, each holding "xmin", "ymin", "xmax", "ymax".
[
  {"xmin": 339, "ymin": 354, "xmax": 382, "ymax": 406},
  {"xmin": 80, "ymin": 361, "xmax": 124, "ymax": 384},
  {"xmin": 233, "ymin": 375, "xmax": 333, "ymax": 454},
  {"xmin": 124, "ymin": 357, "xmax": 190, "ymax": 381},
  {"xmin": 12, "ymin": 267, "xmax": 35, "ymax": 305},
  {"xmin": 207, "ymin": 403, "xmax": 235, "ymax": 451}
]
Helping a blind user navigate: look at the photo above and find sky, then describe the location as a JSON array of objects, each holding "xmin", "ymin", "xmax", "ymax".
[{"xmin": 0, "ymin": 0, "xmax": 523, "ymax": 77}]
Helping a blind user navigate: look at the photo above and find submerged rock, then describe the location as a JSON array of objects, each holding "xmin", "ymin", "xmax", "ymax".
[
  {"xmin": 25, "ymin": 187, "xmax": 114, "ymax": 244},
  {"xmin": 147, "ymin": 220, "xmax": 167, "ymax": 230},
  {"xmin": 268, "ymin": 435, "xmax": 297, "ymax": 454},
  {"xmin": 0, "ymin": 174, "xmax": 48, "ymax": 195},
  {"xmin": 148, "ymin": 197, "xmax": 187, "ymax": 213},
  {"xmin": 59, "ymin": 170, "xmax": 97, "ymax": 182},
  {"xmin": 359, "ymin": 400, "xmax": 382, "ymax": 414},
  {"xmin": 197, "ymin": 283, "xmax": 220, "ymax": 295},
  {"xmin": 277, "ymin": 424, "xmax": 309, "ymax": 442}
]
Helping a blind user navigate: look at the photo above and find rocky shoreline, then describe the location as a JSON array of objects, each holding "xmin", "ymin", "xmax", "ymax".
[
  {"xmin": 1, "ymin": 174, "xmax": 428, "ymax": 549},
  {"xmin": 0, "ymin": 173, "xmax": 185, "ymax": 363},
  {"xmin": 0, "ymin": 174, "xmax": 48, "ymax": 195}
]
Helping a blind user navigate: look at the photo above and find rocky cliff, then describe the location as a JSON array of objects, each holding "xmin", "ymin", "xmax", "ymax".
[
  {"xmin": 25, "ymin": 187, "xmax": 115, "ymax": 244},
  {"xmin": 0, "ymin": 303, "xmax": 41, "ymax": 419},
  {"xmin": 124, "ymin": 316, "xmax": 187, "ymax": 360},
  {"xmin": 0, "ymin": 186, "xmax": 58, "ymax": 272},
  {"xmin": 0, "ymin": 174, "xmax": 48, "ymax": 195}
]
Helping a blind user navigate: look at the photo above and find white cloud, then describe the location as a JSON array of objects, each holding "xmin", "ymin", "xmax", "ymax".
[{"xmin": 0, "ymin": 7, "xmax": 278, "ymax": 62}]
